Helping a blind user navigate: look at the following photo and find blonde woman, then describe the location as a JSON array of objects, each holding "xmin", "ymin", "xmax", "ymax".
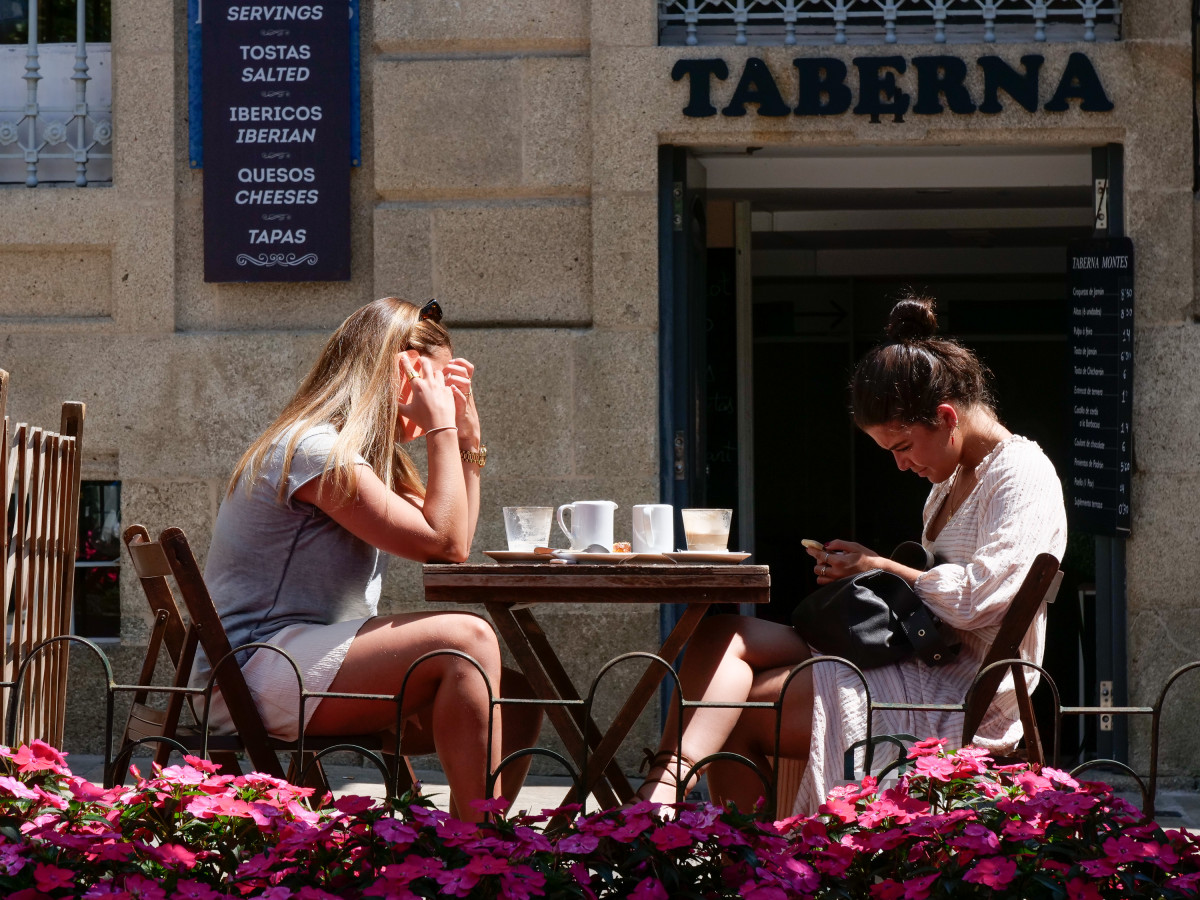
[{"xmin": 192, "ymin": 297, "xmax": 539, "ymax": 822}]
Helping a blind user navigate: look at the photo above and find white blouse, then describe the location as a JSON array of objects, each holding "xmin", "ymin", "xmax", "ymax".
[{"xmin": 792, "ymin": 435, "xmax": 1067, "ymax": 815}]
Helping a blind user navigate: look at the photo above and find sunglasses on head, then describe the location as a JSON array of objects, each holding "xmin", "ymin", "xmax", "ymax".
[{"xmin": 419, "ymin": 299, "xmax": 443, "ymax": 323}]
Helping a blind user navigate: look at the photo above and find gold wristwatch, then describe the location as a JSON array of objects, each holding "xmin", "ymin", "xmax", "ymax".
[{"xmin": 460, "ymin": 445, "xmax": 488, "ymax": 467}]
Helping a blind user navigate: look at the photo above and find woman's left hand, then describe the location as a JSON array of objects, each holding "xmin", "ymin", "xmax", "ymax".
[
  {"xmin": 444, "ymin": 357, "xmax": 481, "ymax": 448},
  {"xmin": 809, "ymin": 539, "xmax": 883, "ymax": 585}
]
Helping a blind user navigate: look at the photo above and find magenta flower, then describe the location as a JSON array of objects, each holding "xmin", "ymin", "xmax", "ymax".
[
  {"xmin": 628, "ymin": 876, "xmax": 669, "ymax": 900},
  {"xmin": 122, "ymin": 873, "xmax": 168, "ymax": 900},
  {"xmin": 0, "ymin": 775, "xmax": 40, "ymax": 800},
  {"xmin": 373, "ymin": 817, "xmax": 418, "ymax": 847},
  {"xmin": 900, "ymin": 872, "xmax": 938, "ymax": 899},
  {"xmin": 34, "ymin": 862, "xmax": 75, "ymax": 892},
  {"xmin": 962, "ymin": 855, "xmax": 1017, "ymax": 889},
  {"xmin": 171, "ymin": 881, "xmax": 226, "ymax": 900},
  {"xmin": 555, "ymin": 832, "xmax": 600, "ymax": 855},
  {"xmin": 650, "ymin": 821, "xmax": 694, "ymax": 851},
  {"xmin": 741, "ymin": 885, "xmax": 788, "ymax": 900},
  {"xmin": 499, "ymin": 865, "xmax": 546, "ymax": 900},
  {"xmin": 1065, "ymin": 876, "xmax": 1105, "ymax": 899}
]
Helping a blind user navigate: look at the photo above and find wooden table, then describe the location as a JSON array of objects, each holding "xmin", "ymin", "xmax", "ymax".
[{"xmin": 423, "ymin": 562, "xmax": 770, "ymax": 810}]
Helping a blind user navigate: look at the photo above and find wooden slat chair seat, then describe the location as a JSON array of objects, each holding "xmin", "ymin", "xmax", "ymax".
[
  {"xmin": 0, "ymin": 368, "xmax": 85, "ymax": 750},
  {"xmin": 116, "ymin": 524, "xmax": 416, "ymax": 796}
]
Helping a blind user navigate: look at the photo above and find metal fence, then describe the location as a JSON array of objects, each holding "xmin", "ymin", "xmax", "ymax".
[
  {"xmin": 0, "ymin": 0, "xmax": 111, "ymax": 185},
  {"xmin": 658, "ymin": 0, "xmax": 1123, "ymax": 46},
  {"xmin": 4, "ymin": 635, "xmax": 1195, "ymax": 820}
]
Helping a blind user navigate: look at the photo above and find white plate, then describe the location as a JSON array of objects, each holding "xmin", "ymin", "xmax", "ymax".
[
  {"xmin": 663, "ymin": 551, "xmax": 751, "ymax": 565},
  {"xmin": 484, "ymin": 550, "xmax": 556, "ymax": 564}
]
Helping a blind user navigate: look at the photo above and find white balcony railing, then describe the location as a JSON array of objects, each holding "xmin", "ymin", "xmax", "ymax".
[
  {"xmin": 659, "ymin": 0, "xmax": 1122, "ymax": 46},
  {"xmin": 0, "ymin": 0, "xmax": 112, "ymax": 186}
]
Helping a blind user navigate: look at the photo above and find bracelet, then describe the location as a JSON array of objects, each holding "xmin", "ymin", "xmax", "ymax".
[{"xmin": 424, "ymin": 425, "xmax": 458, "ymax": 437}]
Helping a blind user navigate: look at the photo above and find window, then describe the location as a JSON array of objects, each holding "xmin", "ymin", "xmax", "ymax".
[
  {"xmin": 0, "ymin": 0, "xmax": 112, "ymax": 185},
  {"xmin": 74, "ymin": 480, "xmax": 119, "ymax": 638}
]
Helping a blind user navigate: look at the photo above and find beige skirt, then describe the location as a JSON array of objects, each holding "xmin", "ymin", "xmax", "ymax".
[{"xmin": 204, "ymin": 617, "xmax": 372, "ymax": 741}]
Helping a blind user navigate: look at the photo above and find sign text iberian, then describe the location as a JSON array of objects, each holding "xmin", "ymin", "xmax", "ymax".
[
  {"xmin": 203, "ymin": 0, "xmax": 350, "ymax": 282},
  {"xmin": 672, "ymin": 53, "xmax": 1113, "ymax": 122}
]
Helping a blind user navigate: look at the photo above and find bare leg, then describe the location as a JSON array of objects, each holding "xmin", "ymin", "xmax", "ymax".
[
  {"xmin": 398, "ymin": 665, "xmax": 543, "ymax": 813},
  {"xmin": 307, "ymin": 611, "xmax": 502, "ymax": 823},
  {"xmin": 704, "ymin": 664, "xmax": 812, "ymax": 813},
  {"xmin": 638, "ymin": 614, "xmax": 813, "ymax": 808}
]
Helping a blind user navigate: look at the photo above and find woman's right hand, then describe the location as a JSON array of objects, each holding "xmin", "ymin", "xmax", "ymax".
[
  {"xmin": 397, "ymin": 352, "xmax": 457, "ymax": 435},
  {"xmin": 810, "ymin": 539, "xmax": 882, "ymax": 584}
]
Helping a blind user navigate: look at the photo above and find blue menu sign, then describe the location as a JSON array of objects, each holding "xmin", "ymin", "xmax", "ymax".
[
  {"xmin": 202, "ymin": 0, "xmax": 350, "ymax": 282},
  {"xmin": 1068, "ymin": 237, "xmax": 1134, "ymax": 536}
]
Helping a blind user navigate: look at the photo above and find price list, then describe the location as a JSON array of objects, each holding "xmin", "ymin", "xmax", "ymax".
[
  {"xmin": 1068, "ymin": 237, "xmax": 1133, "ymax": 536},
  {"xmin": 202, "ymin": 0, "xmax": 350, "ymax": 282}
]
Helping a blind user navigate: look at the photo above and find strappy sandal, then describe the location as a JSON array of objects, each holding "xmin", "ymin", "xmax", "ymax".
[{"xmin": 635, "ymin": 748, "xmax": 701, "ymax": 803}]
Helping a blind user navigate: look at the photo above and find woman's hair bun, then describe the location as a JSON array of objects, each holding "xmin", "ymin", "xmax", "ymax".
[{"xmin": 885, "ymin": 294, "xmax": 938, "ymax": 343}]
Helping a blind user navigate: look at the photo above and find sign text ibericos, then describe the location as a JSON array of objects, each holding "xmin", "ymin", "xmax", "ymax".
[{"xmin": 202, "ymin": 0, "xmax": 351, "ymax": 282}]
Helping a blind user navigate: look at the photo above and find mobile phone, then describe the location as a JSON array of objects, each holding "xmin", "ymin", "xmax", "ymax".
[{"xmin": 801, "ymin": 539, "xmax": 824, "ymax": 551}]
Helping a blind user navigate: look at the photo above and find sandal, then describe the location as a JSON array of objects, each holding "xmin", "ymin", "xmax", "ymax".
[{"xmin": 635, "ymin": 748, "xmax": 701, "ymax": 803}]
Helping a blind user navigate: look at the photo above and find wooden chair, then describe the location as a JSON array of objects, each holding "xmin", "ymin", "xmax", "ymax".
[
  {"xmin": 0, "ymin": 368, "xmax": 85, "ymax": 749},
  {"xmin": 116, "ymin": 524, "xmax": 416, "ymax": 796},
  {"xmin": 116, "ymin": 524, "xmax": 242, "ymax": 782},
  {"xmin": 818, "ymin": 552, "xmax": 1063, "ymax": 795}
]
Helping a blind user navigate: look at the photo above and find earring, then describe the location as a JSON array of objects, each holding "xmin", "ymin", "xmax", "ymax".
[{"xmin": 950, "ymin": 434, "xmax": 955, "ymax": 446}]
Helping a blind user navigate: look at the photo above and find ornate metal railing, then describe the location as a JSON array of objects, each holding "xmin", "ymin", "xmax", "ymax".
[
  {"xmin": 0, "ymin": 0, "xmax": 112, "ymax": 185},
  {"xmin": 3, "ymin": 636, "xmax": 1194, "ymax": 820},
  {"xmin": 658, "ymin": 0, "xmax": 1123, "ymax": 46}
]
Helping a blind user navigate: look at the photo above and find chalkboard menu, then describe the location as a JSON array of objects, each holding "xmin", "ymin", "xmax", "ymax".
[
  {"xmin": 1068, "ymin": 237, "xmax": 1134, "ymax": 536},
  {"xmin": 202, "ymin": 0, "xmax": 350, "ymax": 282}
]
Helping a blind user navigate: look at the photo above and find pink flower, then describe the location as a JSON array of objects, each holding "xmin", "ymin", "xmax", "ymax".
[
  {"xmin": 122, "ymin": 874, "xmax": 167, "ymax": 900},
  {"xmin": 140, "ymin": 841, "xmax": 198, "ymax": 870},
  {"xmin": 912, "ymin": 754, "xmax": 958, "ymax": 782},
  {"xmin": 373, "ymin": 817, "xmax": 418, "ymax": 847},
  {"xmin": 628, "ymin": 876, "xmax": 669, "ymax": 900},
  {"xmin": 868, "ymin": 880, "xmax": 906, "ymax": 899},
  {"xmin": 949, "ymin": 823, "xmax": 1000, "ymax": 854},
  {"xmin": 332, "ymin": 794, "xmax": 375, "ymax": 815},
  {"xmin": 741, "ymin": 886, "xmax": 788, "ymax": 900},
  {"xmin": 650, "ymin": 822, "xmax": 694, "ymax": 851},
  {"xmin": 469, "ymin": 796, "xmax": 511, "ymax": 815},
  {"xmin": 434, "ymin": 866, "xmax": 481, "ymax": 898},
  {"xmin": 0, "ymin": 776, "xmax": 40, "ymax": 800},
  {"xmin": 34, "ymin": 863, "xmax": 76, "ymax": 893},
  {"xmin": 556, "ymin": 833, "xmax": 600, "ymax": 855},
  {"xmin": 499, "ymin": 865, "xmax": 546, "ymax": 900},
  {"xmin": 1103, "ymin": 834, "xmax": 1156, "ymax": 864},
  {"xmin": 7, "ymin": 740, "xmax": 68, "ymax": 774},
  {"xmin": 901, "ymin": 873, "xmax": 938, "ymax": 899},
  {"xmin": 171, "ymin": 881, "xmax": 225, "ymax": 900},
  {"xmin": 962, "ymin": 856, "xmax": 1017, "ymax": 889}
]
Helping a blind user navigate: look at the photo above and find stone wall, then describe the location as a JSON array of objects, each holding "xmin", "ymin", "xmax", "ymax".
[{"xmin": 1, "ymin": 0, "xmax": 1198, "ymax": 780}]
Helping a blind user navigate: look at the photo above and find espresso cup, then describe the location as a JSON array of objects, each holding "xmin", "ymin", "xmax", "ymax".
[
  {"xmin": 681, "ymin": 508, "xmax": 732, "ymax": 552},
  {"xmin": 632, "ymin": 504, "xmax": 674, "ymax": 554},
  {"xmin": 556, "ymin": 500, "xmax": 617, "ymax": 551}
]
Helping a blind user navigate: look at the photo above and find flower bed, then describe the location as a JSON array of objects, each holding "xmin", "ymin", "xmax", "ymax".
[{"xmin": 0, "ymin": 739, "xmax": 1197, "ymax": 898}]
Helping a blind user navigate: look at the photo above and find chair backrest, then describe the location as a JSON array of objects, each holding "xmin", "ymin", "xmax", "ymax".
[
  {"xmin": 961, "ymin": 552, "xmax": 1063, "ymax": 764},
  {"xmin": 0, "ymin": 368, "xmax": 86, "ymax": 748},
  {"xmin": 119, "ymin": 525, "xmax": 203, "ymax": 769},
  {"xmin": 157, "ymin": 526, "xmax": 287, "ymax": 779}
]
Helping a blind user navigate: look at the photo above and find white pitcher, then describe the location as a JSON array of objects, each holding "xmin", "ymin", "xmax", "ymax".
[{"xmin": 556, "ymin": 500, "xmax": 618, "ymax": 550}]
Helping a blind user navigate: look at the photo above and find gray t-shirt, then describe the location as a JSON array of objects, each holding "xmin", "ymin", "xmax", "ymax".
[{"xmin": 192, "ymin": 424, "xmax": 386, "ymax": 683}]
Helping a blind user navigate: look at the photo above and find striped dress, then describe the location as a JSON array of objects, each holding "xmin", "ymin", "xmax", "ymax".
[{"xmin": 792, "ymin": 435, "xmax": 1068, "ymax": 815}]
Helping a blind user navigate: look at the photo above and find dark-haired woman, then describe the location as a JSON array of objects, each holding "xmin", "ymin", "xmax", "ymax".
[
  {"xmin": 636, "ymin": 295, "xmax": 1066, "ymax": 816},
  {"xmin": 193, "ymin": 297, "xmax": 540, "ymax": 822}
]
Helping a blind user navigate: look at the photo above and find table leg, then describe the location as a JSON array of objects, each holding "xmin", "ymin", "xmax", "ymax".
[
  {"xmin": 486, "ymin": 603, "xmax": 622, "ymax": 810},
  {"xmin": 511, "ymin": 608, "xmax": 634, "ymax": 799},
  {"xmin": 561, "ymin": 602, "xmax": 711, "ymax": 806}
]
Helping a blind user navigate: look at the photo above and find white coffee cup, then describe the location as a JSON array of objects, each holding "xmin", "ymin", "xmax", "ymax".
[
  {"xmin": 556, "ymin": 500, "xmax": 618, "ymax": 550},
  {"xmin": 632, "ymin": 504, "xmax": 674, "ymax": 554}
]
